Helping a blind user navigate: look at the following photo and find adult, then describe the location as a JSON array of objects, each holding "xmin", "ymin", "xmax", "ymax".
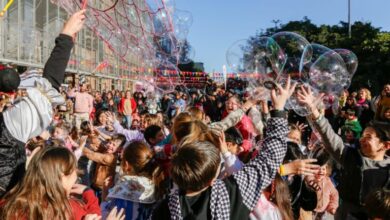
[
  {"xmin": 0, "ymin": 10, "xmax": 86, "ymax": 197},
  {"xmin": 118, "ymin": 90, "xmax": 137, "ymax": 129},
  {"xmin": 67, "ymin": 82, "xmax": 94, "ymax": 129},
  {"xmin": 375, "ymin": 84, "xmax": 390, "ymax": 122}
]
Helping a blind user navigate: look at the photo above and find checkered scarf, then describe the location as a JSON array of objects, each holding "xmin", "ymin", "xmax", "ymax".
[{"xmin": 168, "ymin": 180, "xmax": 230, "ymax": 220}]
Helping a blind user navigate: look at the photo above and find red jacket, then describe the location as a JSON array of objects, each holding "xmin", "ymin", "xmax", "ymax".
[
  {"xmin": 118, "ymin": 98, "xmax": 137, "ymax": 114},
  {"xmin": 70, "ymin": 189, "xmax": 101, "ymax": 220},
  {"xmin": 222, "ymin": 110, "xmax": 256, "ymax": 153},
  {"xmin": 0, "ymin": 189, "xmax": 100, "ymax": 219}
]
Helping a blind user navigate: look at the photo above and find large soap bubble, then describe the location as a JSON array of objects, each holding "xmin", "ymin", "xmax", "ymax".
[{"xmin": 271, "ymin": 31, "xmax": 311, "ymax": 81}]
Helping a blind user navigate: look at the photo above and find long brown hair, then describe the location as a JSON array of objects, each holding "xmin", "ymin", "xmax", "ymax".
[
  {"xmin": 1, "ymin": 147, "xmax": 76, "ymax": 220},
  {"xmin": 122, "ymin": 141, "xmax": 166, "ymax": 199},
  {"xmin": 268, "ymin": 174, "xmax": 294, "ymax": 220}
]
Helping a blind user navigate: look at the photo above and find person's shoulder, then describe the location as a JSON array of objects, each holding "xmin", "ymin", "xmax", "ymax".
[{"xmin": 151, "ymin": 198, "xmax": 170, "ymax": 219}]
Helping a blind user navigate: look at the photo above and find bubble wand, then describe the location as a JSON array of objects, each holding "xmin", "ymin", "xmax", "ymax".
[{"xmin": 0, "ymin": 0, "xmax": 14, "ymax": 17}]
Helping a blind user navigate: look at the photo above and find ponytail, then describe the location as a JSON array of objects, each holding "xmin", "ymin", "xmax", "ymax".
[{"xmin": 123, "ymin": 141, "xmax": 167, "ymax": 200}]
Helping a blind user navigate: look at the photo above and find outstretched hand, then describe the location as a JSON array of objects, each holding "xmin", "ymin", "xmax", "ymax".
[
  {"xmin": 283, "ymin": 159, "xmax": 320, "ymax": 176},
  {"xmin": 296, "ymin": 85, "xmax": 323, "ymax": 119},
  {"xmin": 61, "ymin": 9, "xmax": 86, "ymax": 38},
  {"xmin": 106, "ymin": 112, "xmax": 117, "ymax": 124},
  {"xmin": 271, "ymin": 76, "xmax": 297, "ymax": 110}
]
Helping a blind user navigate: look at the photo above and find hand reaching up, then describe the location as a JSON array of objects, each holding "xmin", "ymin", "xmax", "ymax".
[
  {"xmin": 61, "ymin": 10, "xmax": 86, "ymax": 38},
  {"xmin": 296, "ymin": 85, "xmax": 324, "ymax": 119},
  {"xmin": 106, "ymin": 112, "xmax": 117, "ymax": 124},
  {"xmin": 271, "ymin": 76, "xmax": 297, "ymax": 110}
]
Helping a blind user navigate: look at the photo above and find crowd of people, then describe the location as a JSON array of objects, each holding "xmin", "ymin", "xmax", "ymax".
[{"xmin": 0, "ymin": 9, "xmax": 389, "ymax": 220}]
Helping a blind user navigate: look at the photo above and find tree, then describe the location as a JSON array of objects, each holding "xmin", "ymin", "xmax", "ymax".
[{"xmin": 246, "ymin": 18, "xmax": 390, "ymax": 94}]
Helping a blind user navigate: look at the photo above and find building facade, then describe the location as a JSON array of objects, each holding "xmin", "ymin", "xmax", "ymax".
[{"xmin": 0, "ymin": 0, "xmax": 147, "ymax": 91}]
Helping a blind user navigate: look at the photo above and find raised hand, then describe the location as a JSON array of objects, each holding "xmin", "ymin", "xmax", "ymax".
[
  {"xmin": 61, "ymin": 9, "xmax": 86, "ymax": 38},
  {"xmin": 218, "ymin": 131, "xmax": 228, "ymax": 154},
  {"xmin": 106, "ymin": 112, "xmax": 117, "ymax": 124},
  {"xmin": 296, "ymin": 85, "xmax": 323, "ymax": 119},
  {"xmin": 271, "ymin": 76, "xmax": 297, "ymax": 110}
]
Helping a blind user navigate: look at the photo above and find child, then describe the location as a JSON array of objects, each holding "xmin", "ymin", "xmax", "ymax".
[
  {"xmin": 297, "ymin": 86, "xmax": 390, "ymax": 219},
  {"xmin": 144, "ymin": 125, "xmax": 166, "ymax": 147},
  {"xmin": 310, "ymin": 159, "xmax": 339, "ymax": 219},
  {"xmin": 51, "ymin": 123, "xmax": 79, "ymax": 151},
  {"xmin": 150, "ymin": 77, "xmax": 295, "ymax": 219},
  {"xmin": 101, "ymin": 141, "xmax": 166, "ymax": 220},
  {"xmin": 342, "ymin": 109, "xmax": 363, "ymax": 138},
  {"xmin": 82, "ymin": 134, "xmax": 126, "ymax": 198},
  {"xmin": 0, "ymin": 147, "xmax": 101, "ymax": 219},
  {"xmin": 364, "ymin": 189, "xmax": 390, "ymax": 220}
]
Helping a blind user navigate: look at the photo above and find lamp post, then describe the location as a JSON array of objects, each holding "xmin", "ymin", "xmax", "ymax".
[{"xmin": 348, "ymin": 0, "xmax": 351, "ymax": 38}]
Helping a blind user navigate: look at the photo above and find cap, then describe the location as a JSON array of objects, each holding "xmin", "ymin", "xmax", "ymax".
[{"xmin": 0, "ymin": 67, "xmax": 20, "ymax": 93}]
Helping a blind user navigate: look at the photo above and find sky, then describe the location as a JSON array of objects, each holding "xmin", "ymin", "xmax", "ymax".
[{"xmin": 174, "ymin": 0, "xmax": 390, "ymax": 73}]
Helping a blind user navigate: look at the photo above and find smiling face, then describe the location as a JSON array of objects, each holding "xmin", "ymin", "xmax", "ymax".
[
  {"xmin": 359, "ymin": 127, "xmax": 387, "ymax": 160},
  {"xmin": 225, "ymin": 97, "xmax": 240, "ymax": 113},
  {"xmin": 106, "ymin": 139, "xmax": 122, "ymax": 154}
]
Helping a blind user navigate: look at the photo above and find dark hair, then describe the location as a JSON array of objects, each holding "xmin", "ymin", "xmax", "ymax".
[
  {"xmin": 94, "ymin": 109, "xmax": 108, "ymax": 126},
  {"xmin": 122, "ymin": 141, "xmax": 166, "ymax": 199},
  {"xmin": 365, "ymin": 189, "xmax": 390, "ymax": 219},
  {"xmin": 310, "ymin": 147, "xmax": 330, "ymax": 166},
  {"xmin": 283, "ymin": 141, "xmax": 305, "ymax": 162},
  {"xmin": 224, "ymin": 127, "xmax": 243, "ymax": 145},
  {"xmin": 111, "ymin": 134, "xmax": 127, "ymax": 148},
  {"xmin": 144, "ymin": 125, "xmax": 162, "ymax": 145},
  {"xmin": 171, "ymin": 141, "xmax": 221, "ymax": 192},
  {"xmin": 366, "ymin": 121, "xmax": 390, "ymax": 142},
  {"xmin": 80, "ymin": 121, "xmax": 91, "ymax": 136}
]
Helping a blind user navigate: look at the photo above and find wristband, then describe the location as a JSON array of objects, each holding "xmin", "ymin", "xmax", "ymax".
[
  {"xmin": 279, "ymin": 165, "xmax": 285, "ymax": 176},
  {"xmin": 270, "ymin": 109, "xmax": 287, "ymax": 118}
]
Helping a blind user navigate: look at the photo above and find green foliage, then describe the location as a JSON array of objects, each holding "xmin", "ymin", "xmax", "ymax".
[{"xmin": 250, "ymin": 18, "xmax": 390, "ymax": 94}]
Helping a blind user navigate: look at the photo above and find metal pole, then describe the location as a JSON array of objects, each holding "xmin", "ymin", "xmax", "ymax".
[{"xmin": 348, "ymin": 0, "xmax": 351, "ymax": 38}]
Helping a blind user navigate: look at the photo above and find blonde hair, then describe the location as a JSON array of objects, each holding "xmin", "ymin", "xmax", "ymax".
[
  {"xmin": 187, "ymin": 106, "xmax": 206, "ymax": 121},
  {"xmin": 359, "ymin": 88, "xmax": 372, "ymax": 101},
  {"xmin": 178, "ymin": 120, "xmax": 220, "ymax": 149},
  {"xmin": 1, "ymin": 147, "xmax": 76, "ymax": 220}
]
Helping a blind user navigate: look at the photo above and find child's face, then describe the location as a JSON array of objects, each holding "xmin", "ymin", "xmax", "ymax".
[
  {"xmin": 288, "ymin": 130, "xmax": 302, "ymax": 145},
  {"xmin": 154, "ymin": 130, "xmax": 165, "ymax": 145},
  {"xmin": 315, "ymin": 164, "xmax": 327, "ymax": 181},
  {"xmin": 106, "ymin": 139, "xmax": 122, "ymax": 154},
  {"xmin": 359, "ymin": 127, "xmax": 387, "ymax": 159},
  {"xmin": 61, "ymin": 169, "xmax": 77, "ymax": 195},
  {"xmin": 384, "ymin": 109, "xmax": 390, "ymax": 120},
  {"xmin": 345, "ymin": 131, "xmax": 355, "ymax": 143},
  {"xmin": 98, "ymin": 113, "xmax": 108, "ymax": 125},
  {"xmin": 347, "ymin": 112, "xmax": 355, "ymax": 120},
  {"xmin": 226, "ymin": 142, "xmax": 240, "ymax": 155},
  {"xmin": 53, "ymin": 127, "xmax": 64, "ymax": 139}
]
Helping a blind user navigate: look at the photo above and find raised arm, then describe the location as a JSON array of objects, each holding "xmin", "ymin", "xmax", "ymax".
[
  {"xmin": 106, "ymin": 112, "xmax": 144, "ymax": 142},
  {"xmin": 232, "ymin": 77, "xmax": 295, "ymax": 210},
  {"xmin": 209, "ymin": 101, "xmax": 253, "ymax": 132},
  {"xmin": 297, "ymin": 86, "xmax": 346, "ymax": 164},
  {"xmin": 82, "ymin": 147, "xmax": 115, "ymax": 165},
  {"xmin": 43, "ymin": 10, "xmax": 86, "ymax": 90}
]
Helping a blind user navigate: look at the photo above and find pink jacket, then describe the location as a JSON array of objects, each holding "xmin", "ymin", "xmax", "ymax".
[{"xmin": 314, "ymin": 176, "xmax": 339, "ymax": 213}]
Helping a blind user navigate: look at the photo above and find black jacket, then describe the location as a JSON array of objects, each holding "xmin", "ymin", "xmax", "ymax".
[{"xmin": 0, "ymin": 34, "xmax": 73, "ymax": 197}]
